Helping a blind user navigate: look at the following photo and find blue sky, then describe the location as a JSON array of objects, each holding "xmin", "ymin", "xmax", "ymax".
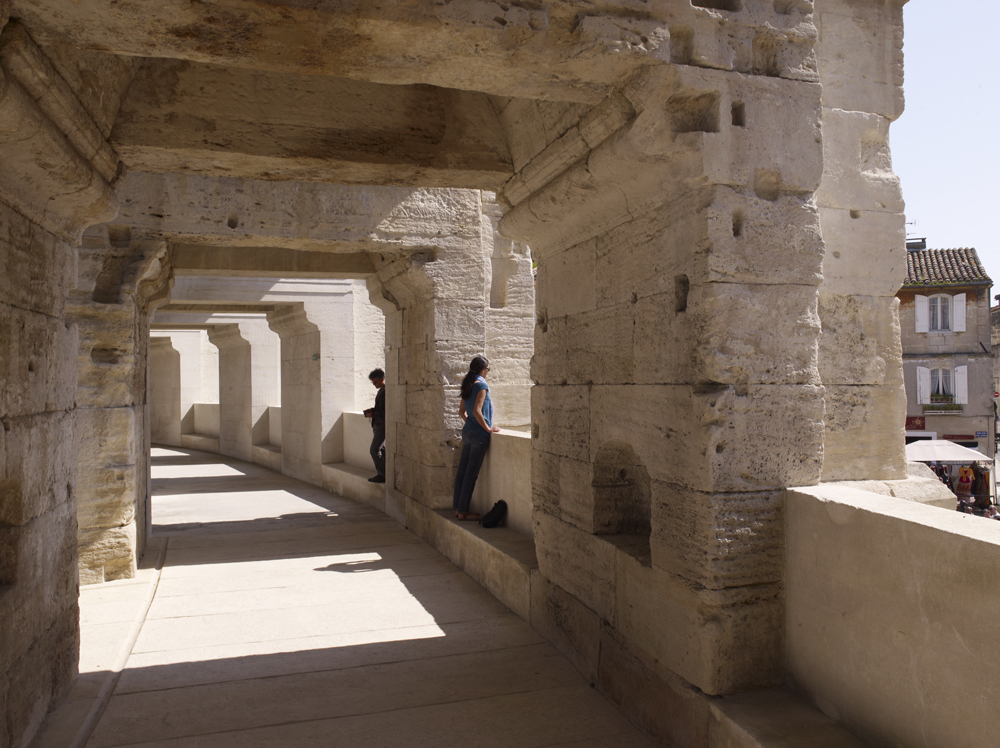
[{"xmin": 892, "ymin": 1, "xmax": 1000, "ymax": 289}]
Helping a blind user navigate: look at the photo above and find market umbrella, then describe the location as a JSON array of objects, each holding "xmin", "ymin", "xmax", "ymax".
[{"xmin": 905, "ymin": 439, "xmax": 991, "ymax": 463}]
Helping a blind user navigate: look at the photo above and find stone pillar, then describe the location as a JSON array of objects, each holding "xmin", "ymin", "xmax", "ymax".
[
  {"xmin": 266, "ymin": 295, "xmax": 357, "ymax": 484},
  {"xmin": 149, "ymin": 336, "xmax": 181, "ymax": 446},
  {"xmin": 0, "ymin": 15, "xmax": 125, "ymax": 746},
  {"xmin": 367, "ymin": 190, "xmax": 535, "ymax": 519},
  {"xmin": 151, "ymin": 329, "xmax": 216, "ymax": 436},
  {"xmin": 814, "ymin": 0, "xmax": 908, "ymax": 481},
  {"xmin": 207, "ymin": 325, "xmax": 253, "ymax": 462},
  {"xmin": 207, "ymin": 318, "xmax": 280, "ymax": 463},
  {"xmin": 499, "ymin": 56, "xmax": 824, "ymax": 708},
  {"xmin": 70, "ymin": 228, "xmax": 172, "ymax": 583},
  {"xmin": 367, "ymin": 192, "xmax": 489, "ymax": 517}
]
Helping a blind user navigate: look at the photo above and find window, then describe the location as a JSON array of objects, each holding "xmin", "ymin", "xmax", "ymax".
[
  {"xmin": 916, "ymin": 365, "xmax": 968, "ymax": 404},
  {"xmin": 915, "ymin": 293, "xmax": 966, "ymax": 333},
  {"xmin": 929, "ymin": 296, "xmax": 950, "ymax": 331},
  {"xmin": 930, "ymin": 368, "xmax": 952, "ymax": 401}
]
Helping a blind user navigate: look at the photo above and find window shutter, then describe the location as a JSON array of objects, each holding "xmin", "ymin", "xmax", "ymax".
[
  {"xmin": 916, "ymin": 366, "xmax": 931, "ymax": 404},
  {"xmin": 914, "ymin": 295, "xmax": 929, "ymax": 333},
  {"xmin": 952, "ymin": 293, "xmax": 966, "ymax": 332},
  {"xmin": 955, "ymin": 365, "xmax": 968, "ymax": 404}
]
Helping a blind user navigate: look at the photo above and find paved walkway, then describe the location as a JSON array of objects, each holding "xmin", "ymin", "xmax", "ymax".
[{"xmin": 32, "ymin": 448, "xmax": 652, "ymax": 748}]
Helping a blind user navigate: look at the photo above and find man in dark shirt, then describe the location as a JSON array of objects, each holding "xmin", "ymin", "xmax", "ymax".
[{"xmin": 363, "ymin": 368, "xmax": 386, "ymax": 483}]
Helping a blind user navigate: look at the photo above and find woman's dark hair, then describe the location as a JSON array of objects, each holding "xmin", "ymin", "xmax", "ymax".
[{"xmin": 460, "ymin": 356, "xmax": 489, "ymax": 400}]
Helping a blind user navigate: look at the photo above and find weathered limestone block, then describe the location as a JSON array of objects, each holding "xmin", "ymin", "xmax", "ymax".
[
  {"xmin": 597, "ymin": 627, "xmax": 712, "ymax": 748},
  {"xmin": 636, "ymin": 282, "xmax": 821, "ymax": 387},
  {"xmin": 0, "ymin": 203, "xmax": 75, "ymax": 318},
  {"xmin": 616, "ymin": 546, "xmax": 783, "ymax": 695},
  {"xmin": 815, "ymin": 108, "xmax": 903, "ymax": 214},
  {"xmin": 0, "ymin": 21, "xmax": 123, "ymax": 184},
  {"xmin": 118, "ymin": 172, "xmax": 485, "ymax": 253},
  {"xmin": 819, "ymin": 207, "xmax": 906, "ymax": 298},
  {"xmin": 531, "ymin": 450, "xmax": 596, "ymax": 533},
  {"xmin": 583, "ymin": 385, "xmax": 824, "ymax": 493},
  {"xmin": 530, "ymin": 385, "xmax": 591, "ymax": 463},
  {"xmin": 113, "ymin": 57, "xmax": 511, "ymax": 187},
  {"xmin": 649, "ymin": 483, "xmax": 784, "ymax": 591},
  {"xmin": 814, "ymin": 0, "xmax": 904, "ymax": 120},
  {"xmin": 821, "ymin": 382, "xmax": 908, "ymax": 482},
  {"xmin": 529, "ymin": 571, "xmax": 601, "ymax": 684},
  {"xmin": 0, "ymin": 500, "xmax": 78, "ymax": 744},
  {"xmin": 818, "ymin": 293, "xmax": 902, "ymax": 386},
  {"xmin": 703, "ymin": 187, "xmax": 824, "ymax": 286},
  {"xmin": 0, "ymin": 303, "xmax": 78, "ymax": 419},
  {"xmin": 0, "ymin": 52, "xmax": 117, "ymax": 241},
  {"xmin": 0, "ymin": 411, "xmax": 75, "ymax": 527},
  {"xmin": 31, "ymin": 34, "xmax": 138, "ymax": 139},
  {"xmin": 78, "ymin": 523, "xmax": 136, "ymax": 584},
  {"xmin": 534, "ymin": 511, "xmax": 618, "ymax": 624}
]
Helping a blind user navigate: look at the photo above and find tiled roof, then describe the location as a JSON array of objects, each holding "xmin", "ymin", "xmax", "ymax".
[{"xmin": 904, "ymin": 248, "xmax": 992, "ymax": 287}]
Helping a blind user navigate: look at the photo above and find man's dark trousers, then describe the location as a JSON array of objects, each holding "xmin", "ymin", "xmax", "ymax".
[{"xmin": 370, "ymin": 424, "xmax": 385, "ymax": 477}]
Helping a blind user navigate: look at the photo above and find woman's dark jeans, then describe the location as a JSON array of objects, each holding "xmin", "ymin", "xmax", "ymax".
[{"xmin": 453, "ymin": 427, "xmax": 491, "ymax": 513}]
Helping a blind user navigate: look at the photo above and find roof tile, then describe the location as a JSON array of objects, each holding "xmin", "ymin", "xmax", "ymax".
[{"xmin": 903, "ymin": 248, "xmax": 991, "ymax": 286}]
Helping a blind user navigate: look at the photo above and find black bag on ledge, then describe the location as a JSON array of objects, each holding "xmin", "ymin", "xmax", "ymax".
[{"xmin": 479, "ymin": 500, "xmax": 507, "ymax": 529}]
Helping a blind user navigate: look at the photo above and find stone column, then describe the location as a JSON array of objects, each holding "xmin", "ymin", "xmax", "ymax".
[
  {"xmin": 70, "ymin": 227, "xmax": 172, "ymax": 584},
  {"xmin": 814, "ymin": 0, "xmax": 908, "ymax": 481},
  {"xmin": 207, "ymin": 325, "xmax": 253, "ymax": 462},
  {"xmin": 150, "ymin": 329, "xmax": 216, "ymax": 436},
  {"xmin": 207, "ymin": 318, "xmax": 280, "ymax": 463},
  {"xmin": 149, "ymin": 336, "xmax": 181, "ymax": 446},
  {"xmin": 368, "ymin": 190, "xmax": 535, "ymax": 520},
  {"xmin": 499, "ymin": 56, "xmax": 824, "ymax": 708},
  {"xmin": 367, "ymin": 192, "xmax": 489, "ymax": 518},
  {"xmin": 266, "ymin": 293, "xmax": 357, "ymax": 484}
]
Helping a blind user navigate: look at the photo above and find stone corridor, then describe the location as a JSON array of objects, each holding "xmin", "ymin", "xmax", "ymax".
[{"xmin": 30, "ymin": 447, "xmax": 653, "ymax": 748}]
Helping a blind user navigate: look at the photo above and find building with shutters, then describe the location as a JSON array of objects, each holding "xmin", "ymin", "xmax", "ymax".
[{"xmin": 898, "ymin": 247, "xmax": 994, "ymax": 456}]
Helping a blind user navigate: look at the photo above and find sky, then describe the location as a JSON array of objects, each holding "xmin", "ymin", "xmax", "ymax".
[{"xmin": 892, "ymin": 1, "xmax": 1000, "ymax": 288}]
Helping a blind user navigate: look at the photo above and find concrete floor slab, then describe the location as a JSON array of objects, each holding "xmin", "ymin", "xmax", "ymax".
[
  {"xmin": 31, "ymin": 448, "xmax": 653, "ymax": 748},
  {"xmin": 96, "ymin": 686, "xmax": 654, "ymax": 748},
  {"xmin": 117, "ymin": 615, "xmax": 544, "ymax": 694}
]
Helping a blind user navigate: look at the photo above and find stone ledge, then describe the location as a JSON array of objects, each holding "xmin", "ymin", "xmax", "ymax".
[
  {"xmin": 709, "ymin": 688, "xmax": 868, "ymax": 748},
  {"xmin": 251, "ymin": 444, "xmax": 281, "ymax": 472},
  {"xmin": 180, "ymin": 433, "xmax": 220, "ymax": 453},
  {"xmin": 404, "ymin": 501, "xmax": 537, "ymax": 621},
  {"xmin": 321, "ymin": 462, "xmax": 385, "ymax": 512}
]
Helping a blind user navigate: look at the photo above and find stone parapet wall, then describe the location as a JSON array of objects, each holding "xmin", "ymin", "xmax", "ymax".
[{"xmin": 786, "ymin": 483, "xmax": 1000, "ymax": 748}]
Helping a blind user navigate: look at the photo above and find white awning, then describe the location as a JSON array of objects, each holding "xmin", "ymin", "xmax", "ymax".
[{"xmin": 905, "ymin": 439, "xmax": 990, "ymax": 463}]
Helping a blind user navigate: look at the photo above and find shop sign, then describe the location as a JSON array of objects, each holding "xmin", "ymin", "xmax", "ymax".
[
  {"xmin": 976, "ymin": 431, "xmax": 988, "ymax": 438},
  {"xmin": 943, "ymin": 434, "xmax": 975, "ymax": 440},
  {"xmin": 905, "ymin": 417, "xmax": 925, "ymax": 430}
]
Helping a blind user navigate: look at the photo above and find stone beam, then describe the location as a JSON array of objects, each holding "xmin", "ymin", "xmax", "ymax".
[
  {"xmin": 164, "ymin": 276, "xmax": 355, "ymax": 306},
  {"xmin": 173, "ymin": 245, "xmax": 375, "ymax": 279},
  {"xmin": 112, "ymin": 59, "xmax": 512, "ymax": 188},
  {"xmin": 116, "ymin": 171, "xmax": 486, "ymax": 253},
  {"xmin": 13, "ymin": 0, "xmax": 675, "ymax": 104}
]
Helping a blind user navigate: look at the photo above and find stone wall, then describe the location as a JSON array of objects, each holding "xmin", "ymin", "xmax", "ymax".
[
  {"xmin": 0, "ymin": 200, "xmax": 80, "ymax": 748},
  {"xmin": 0, "ymin": 13, "xmax": 127, "ymax": 744}
]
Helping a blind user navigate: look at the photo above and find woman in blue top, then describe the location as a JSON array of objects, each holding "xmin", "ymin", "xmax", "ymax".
[{"xmin": 453, "ymin": 356, "xmax": 500, "ymax": 520}]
